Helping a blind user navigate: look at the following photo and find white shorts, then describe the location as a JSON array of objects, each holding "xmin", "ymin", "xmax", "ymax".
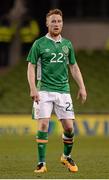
[{"xmin": 32, "ymin": 91, "xmax": 75, "ymax": 120}]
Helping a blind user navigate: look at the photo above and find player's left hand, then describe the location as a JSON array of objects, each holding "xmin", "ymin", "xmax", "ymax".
[{"xmin": 77, "ymin": 88, "xmax": 87, "ymax": 104}]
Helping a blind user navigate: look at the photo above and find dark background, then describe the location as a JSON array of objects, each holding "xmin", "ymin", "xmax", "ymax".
[{"xmin": 1, "ymin": 0, "xmax": 109, "ymax": 35}]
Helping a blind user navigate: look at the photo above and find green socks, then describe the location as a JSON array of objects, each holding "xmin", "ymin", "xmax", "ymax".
[
  {"xmin": 36, "ymin": 131, "xmax": 48, "ymax": 163},
  {"xmin": 62, "ymin": 131, "xmax": 74, "ymax": 156},
  {"xmin": 36, "ymin": 130, "xmax": 74, "ymax": 162}
]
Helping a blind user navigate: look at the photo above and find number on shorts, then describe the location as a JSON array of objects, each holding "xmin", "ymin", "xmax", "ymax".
[{"xmin": 65, "ymin": 102, "xmax": 72, "ymax": 111}]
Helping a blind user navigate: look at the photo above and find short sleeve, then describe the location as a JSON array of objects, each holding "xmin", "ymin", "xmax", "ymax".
[
  {"xmin": 68, "ymin": 41, "xmax": 76, "ymax": 64},
  {"xmin": 27, "ymin": 41, "xmax": 40, "ymax": 64}
]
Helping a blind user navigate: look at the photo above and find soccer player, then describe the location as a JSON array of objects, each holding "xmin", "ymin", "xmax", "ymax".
[{"xmin": 27, "ymin": 9, "xmax": 87, "ymax": 173}]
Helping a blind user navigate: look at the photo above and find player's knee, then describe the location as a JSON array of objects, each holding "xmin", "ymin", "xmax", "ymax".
[
  {"xmin": 64, "ymin": 127, "xmax": 74, "ymax": 134},
  {"xmin": 63, "ymin": 127, "xmax": 75, "ymax": 138},
  {"xmin": 38, "ymin": 119, "xmax": 49, "ymax": 131},
  {"xmin": 41, "ymin": 123, "xmax": 48, "ymax": 131}
]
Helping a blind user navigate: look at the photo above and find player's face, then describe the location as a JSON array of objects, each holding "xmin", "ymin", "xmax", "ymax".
[{"xmin": 46, "ymin": 14, "xmax": 63, "ymax": 36}]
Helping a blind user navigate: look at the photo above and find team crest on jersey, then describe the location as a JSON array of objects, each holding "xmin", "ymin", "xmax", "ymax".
[{"xmin": 62, "ymin": 46, "xmax": 69, "ymax": 55}]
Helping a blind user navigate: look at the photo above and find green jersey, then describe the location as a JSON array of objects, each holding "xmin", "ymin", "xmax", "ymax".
[{"xmin": 27, "ymin": 35, "xmax": 76, "ymax": 93}]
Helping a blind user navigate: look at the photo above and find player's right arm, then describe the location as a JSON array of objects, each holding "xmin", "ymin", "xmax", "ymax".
[{"xmin": 27, "ymin": 62, "xmax": 40, "ymax": 103}]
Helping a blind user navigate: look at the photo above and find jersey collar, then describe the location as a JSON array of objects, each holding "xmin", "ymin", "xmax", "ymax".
[{"xmin": 46, "ymin": 33, "xmax": 62, "ymax": 43}]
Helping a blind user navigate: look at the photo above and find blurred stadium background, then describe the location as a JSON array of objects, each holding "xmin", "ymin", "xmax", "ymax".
[{"xmin": 0, "ymin": 0, "xmax": 109, "ymax": 178}]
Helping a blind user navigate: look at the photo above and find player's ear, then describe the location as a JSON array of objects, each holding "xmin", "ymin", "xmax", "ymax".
[
  {"xmin": 46, "ymin": 19, "xmax": 48, "ymax": 27},
  {"xmin": 46, "ymin": 22, "xmax": 48, "ymax": 27}
]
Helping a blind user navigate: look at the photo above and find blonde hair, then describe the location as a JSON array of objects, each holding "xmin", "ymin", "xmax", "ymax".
[{"xmin": 46, "ymin": 9, "xmax": 63, "ymax": 20}]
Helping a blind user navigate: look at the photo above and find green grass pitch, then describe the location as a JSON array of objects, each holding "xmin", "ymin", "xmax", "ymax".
[{"xmin": 0, "ymin": 134, "xmax": 109, "ymax": 179}]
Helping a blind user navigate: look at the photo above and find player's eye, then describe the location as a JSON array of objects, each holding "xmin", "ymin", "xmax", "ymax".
[
  {"xmin": 51, "ymin": 20, "xmax": 56, "ymax": 23},
  {"xmin": 58, "ymin": 20, "xmax": 62, "ymax": 23}
]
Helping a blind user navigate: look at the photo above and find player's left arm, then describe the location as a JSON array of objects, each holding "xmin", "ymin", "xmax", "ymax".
[{"xmin": 69, "ymin": 63, "xmax": 87, "ymax": 104}]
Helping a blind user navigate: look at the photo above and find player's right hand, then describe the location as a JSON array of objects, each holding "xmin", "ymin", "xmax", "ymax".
[{"xmin": 30, "ymin": 89, "xmax": 40, "ymax": 104}]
